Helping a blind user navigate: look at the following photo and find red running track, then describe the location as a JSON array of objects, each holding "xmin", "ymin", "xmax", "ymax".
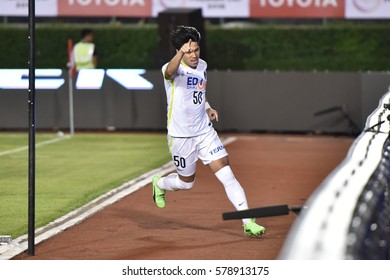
[{"xmin": 15, "ymin": 134, "xmax": 354, "ymax": 260}]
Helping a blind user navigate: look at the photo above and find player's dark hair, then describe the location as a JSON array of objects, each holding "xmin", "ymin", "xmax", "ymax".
[
  {"xmin": 170, "ymin": 26, "xmax": 201, "ymax": 50},
  {"xmin": 81, "ymin": 28, "xmax": 93, "ymax": 39}
]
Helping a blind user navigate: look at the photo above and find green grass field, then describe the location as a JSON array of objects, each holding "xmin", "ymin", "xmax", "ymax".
[{"xmin": 0, "ymin": 132, "xmax": 170, "ymax": 238}]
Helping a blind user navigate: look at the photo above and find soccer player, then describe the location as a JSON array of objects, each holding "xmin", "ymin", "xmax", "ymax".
[{"xmin": 152, "ymin": 25, "xmax": 265, "ymax": 237}]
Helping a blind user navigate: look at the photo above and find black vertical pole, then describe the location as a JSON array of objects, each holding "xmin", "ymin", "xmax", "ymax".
[{"xmin": 28, "ymin": 0, "xmax": 36, "ymax": 256}]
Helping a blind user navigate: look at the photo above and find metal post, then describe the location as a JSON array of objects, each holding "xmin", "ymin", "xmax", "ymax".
[
  {"xmin": 28, "ymin": 0, "xmax": 36, "ymax": 256},
  {"xmin": 69, "ymin": 74, "xmax": 75, "ymax": 136},
  {"xmin": 67, "ymin": 38, "xmax": 75, "ymax": 136}
]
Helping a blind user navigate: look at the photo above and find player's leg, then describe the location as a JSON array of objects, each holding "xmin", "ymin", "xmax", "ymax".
[
  {"xmin": 197, "ymin": 130, "xmax": 248, "ymax": 215},
  {"xmin": 199, "ymin": 130, "xmax": 265, "ymax": 236},
  {"xmin": 209, "ymin": 156, "xmax": 250, "ymax": 221},
  {"xmin": 210, "ymin": 157, "xmax": 246, "ymax": 212},
  {"xmin": 152, "ymin": 136, "xmax": 197, "ymax": 208},
  {"xmin": 156, "ymin": 173, "xmax": 195, "ymax": 191},
  {"xmin": 209, "ymin": 157, "xmax": 265, "ymax": 236}
]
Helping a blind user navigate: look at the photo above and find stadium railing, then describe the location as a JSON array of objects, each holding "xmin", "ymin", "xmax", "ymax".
[{"xmin": 279, "ymin": 86, "xmax": 390, "ymax": 259}]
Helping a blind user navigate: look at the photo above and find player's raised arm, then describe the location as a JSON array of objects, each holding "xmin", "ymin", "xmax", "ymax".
[{"xmin": 164, "ymin": 39, "xmax": 192, "ymax": 80}]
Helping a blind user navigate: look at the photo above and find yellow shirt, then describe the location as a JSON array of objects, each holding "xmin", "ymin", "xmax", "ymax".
[{"xmin": 73, "ymin": 41, "xmax": 95, "ymax": 70}]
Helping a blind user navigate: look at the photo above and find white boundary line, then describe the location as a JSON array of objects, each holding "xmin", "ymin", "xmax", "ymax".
[
  {"xmin": 0, "ymin": 135, "xmax": 71, "ymax": 157},
  {"xmin": 0, "ymin": 136, "xmax": 237, "ymax": 260}
]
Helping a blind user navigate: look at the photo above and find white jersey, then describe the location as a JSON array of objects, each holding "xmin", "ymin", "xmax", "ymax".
[{"xmin": 162, "ymin": 59, "xmax": 212, "ymax": 137}]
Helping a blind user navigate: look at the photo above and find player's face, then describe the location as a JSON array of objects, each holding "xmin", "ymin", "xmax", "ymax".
[{"xmin": 182, "ymin": 42, "xmax": 200, "ymax": 69}]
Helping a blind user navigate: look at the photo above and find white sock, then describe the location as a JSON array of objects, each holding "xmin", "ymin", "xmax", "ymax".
[
  {"xmin": 157, "ymin": 173, "xmax": 194, "ymax": 191},
  {"xmin": 215, "ymin": 165, "xmax": 250, "ymax": 224}
]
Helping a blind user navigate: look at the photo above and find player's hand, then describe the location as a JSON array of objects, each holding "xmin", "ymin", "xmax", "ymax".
[
  {"xmin": 180, "ymin": 39, "xmax": 192, "ymax": 54},
  {"xmin": 207, "ymin": 108, "xmax": 219, "ymax": 122}
]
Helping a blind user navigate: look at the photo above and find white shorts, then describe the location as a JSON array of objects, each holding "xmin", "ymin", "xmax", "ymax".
[{"xmin": 168, "ymin": 129, "xmax": 228, "ymax": 177}]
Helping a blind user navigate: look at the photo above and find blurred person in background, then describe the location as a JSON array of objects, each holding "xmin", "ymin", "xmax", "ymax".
[
  {"xmin": 152, "ymin": 25, "xmax": 266, "ymax": 237},
  {"xmin": 73, "ymin": 28, "xmax": 97, "ymax": 71}
]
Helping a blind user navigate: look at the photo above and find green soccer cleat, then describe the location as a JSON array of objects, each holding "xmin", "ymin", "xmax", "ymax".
[
  {"xmin": 152, "ymin": 175, "xmax": 166, "ymax": 208},
  {"xmin": 243, "ymin": 219, "xmax": 266, "ymax": 237}
]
